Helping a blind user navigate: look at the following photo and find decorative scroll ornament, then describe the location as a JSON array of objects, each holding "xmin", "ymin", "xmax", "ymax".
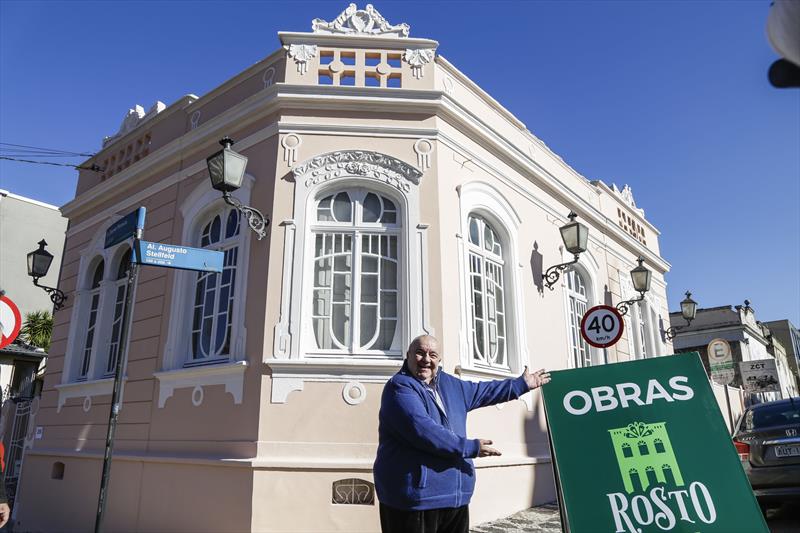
[
  {"xmin": 403, "ymin": 48, "xmax": 435, "ymax": 79},
  {"xmin": 312, "ymin": 4, "xmax": 410, "ymax": 37},
  {"xmin": 287, "ymin": 44, "xmax": 317, "ymax": 75},
  {"xmin": 190, "ymin": 111, "xmax": 201, "ymax": 130},
  {"xmin": 293, "ymin": 150, "xmax": 422, "ymax": 192},
  {"xmin": 332, "ymin": 478, "xmax": 375, "ymax": 505},
  {"xmin": 404, "ymin": 49, "xmax": 435, "ymax": 79},
  {"xmin": 413, "ymin": 139, "xmax": 433, "ymax": 171},
  {"xmin": 262, "ymin": 66, "xmax": 276, "ymax": 88},
  {"xmin": 281, "ymin": 133, "xmax": 302, "ymax": 166}
]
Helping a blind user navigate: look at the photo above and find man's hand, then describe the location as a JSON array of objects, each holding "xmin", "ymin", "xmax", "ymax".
[
  {"xmin": 523, "ymin": 366, "xmax": 551, "ymax": 390},
  {"xmin": 478, "ymin": 439, "xmax": 501, "ymax": 457},
  {"xmin": 0, "ymin": 502, "xmax": 10, "ymax": 528}
]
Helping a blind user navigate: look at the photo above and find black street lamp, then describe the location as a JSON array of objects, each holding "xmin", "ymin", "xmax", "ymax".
[
  {"xmin": 663, "ymin": 291, "xmax": 698, "ymax": 340},
  {"xmin": 207, "ymin": 137, "xmax": 269, "ymax": 240},
  {"xmin": 27, "ymin": 239, "xmax": 67, "ymax": 310},
  {"xmin": 543, "ymin": 211, "xmax": 589, "ymax": 290},
  {"xmin": 615, "ymin": 257, "xmax": 652, "ymax": 316}
]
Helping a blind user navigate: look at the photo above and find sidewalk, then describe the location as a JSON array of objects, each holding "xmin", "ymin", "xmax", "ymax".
[{"xmin": 471, "ymin": 503, "xmax": 562, "ymax": 533}]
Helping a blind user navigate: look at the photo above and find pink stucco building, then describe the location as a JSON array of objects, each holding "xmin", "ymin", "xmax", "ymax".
[{"xmin": 14, "ymin": 5, "xmax": 672, "ymax": 531}]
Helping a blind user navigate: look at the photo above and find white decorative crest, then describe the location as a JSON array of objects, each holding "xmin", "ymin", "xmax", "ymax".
[
  {"xmin": 404, "ymin": 48, "xmax": 435, "ymax": 79},
  {"xmin": 287, "ymin": 44, "xmax": 317, "ymax": 75},
  {"xmin": 102, "ymin": 101, "xmax": 166, "ymax": 147},
  {"xmin": 293, "ymin": 150, "xmax": 422, "ymax": 193},
  {"xmin": 612, "ymin": 183, "xmax": 637, "ymax": 209},
  {"xmin": 312, "ymin": 4, "xmax": 410, "ymax": 37}
]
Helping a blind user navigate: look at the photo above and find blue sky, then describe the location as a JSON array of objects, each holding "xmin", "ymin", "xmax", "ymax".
[{"xmin": 1, "ymin": 1, "xmax": 798, "ymax": 325}]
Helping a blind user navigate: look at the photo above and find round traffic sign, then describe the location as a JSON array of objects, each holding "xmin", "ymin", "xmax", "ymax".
[
  {"xmin": 0, "ymin": 295, "xmax": 22, "ymax": 349},
  {"xmin": 580, "ymin": 305, "xmax": 624, "ymax": 348}
]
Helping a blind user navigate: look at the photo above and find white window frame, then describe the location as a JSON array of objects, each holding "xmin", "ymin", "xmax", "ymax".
[
  {"xmin": 57, "ymin": 228, "xmax": 135, "ymax": 411},
  {"xmin": 307, "ymin": 188, "xmax": 403, "ymax": 357},
  {"xmin": 269, "ymin": 149, "xmax": 430, "ymax": 403},
  {"xmin": 565, "ymin": 269, "xmax": 592, "ymax": 368},
  {"xmin": 456, "ymin": 181, "xmax": 528, "ymax": 381},
  {"xmin": 156, "ymin": 175, "xmax": 254, "ymax": 408},
  {"xmin": 559, "ymin": 252, "xmax": 605, "ymax": 369}
]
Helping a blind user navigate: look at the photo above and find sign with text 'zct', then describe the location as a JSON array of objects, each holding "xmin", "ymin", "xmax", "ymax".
[
  {"xmin": 739, "ymin": 359, "xmax": 780, "ymax": 393},
  {"xmin": 132, "ymin": 241, "xmax": 223, "ymax": 273},
  {"xmin": 542, "ymin": 353, "xmax": 768, "ymax": 533}
]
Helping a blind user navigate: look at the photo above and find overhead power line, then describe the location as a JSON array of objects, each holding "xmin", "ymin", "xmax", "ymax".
[
  {"xmin": 0, "ymin": 156, "xmax": 103, "ymax": 172},
  {"xmin": 0, "ymin": 142, "xmax": 94, "ymax": 157}
]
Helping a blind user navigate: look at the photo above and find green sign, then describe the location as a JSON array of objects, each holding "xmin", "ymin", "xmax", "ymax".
[{"xmin": 542, "ymin": 353, "xmax": 768, "ymax": 533}]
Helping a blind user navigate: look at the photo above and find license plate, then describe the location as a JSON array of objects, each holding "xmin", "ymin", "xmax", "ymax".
[{"xmin": 775, "ymin": 445, "xmax": 800, "ymax": 458}]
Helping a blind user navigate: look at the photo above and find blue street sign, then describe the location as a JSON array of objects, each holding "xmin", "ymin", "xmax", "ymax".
[
  {"xmin": 132, "ymin": 240, "xmax": 223, "ymax": 273},
  {"xmin": 105, "ymin": 207, "xmax": 146, "ymax": 249}
]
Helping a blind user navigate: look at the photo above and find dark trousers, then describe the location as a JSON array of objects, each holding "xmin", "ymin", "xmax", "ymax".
[{"xmin": 379, "ymin": 503, "xmax": 469, "ymax": 533}]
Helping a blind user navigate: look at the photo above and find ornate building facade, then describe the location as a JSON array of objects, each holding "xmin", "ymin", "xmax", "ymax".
[{"xmin": 15, "ymin": 5, "xmax": 672, "ymax": 531}]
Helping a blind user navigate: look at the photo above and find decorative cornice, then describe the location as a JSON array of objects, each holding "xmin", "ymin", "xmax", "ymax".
[
  {"xmin": 312, "ymin": 4, "xmax": 410, "ymax": 37},
  {"xmin": 293, "ymin": 150, "xmax": 422, "ymax": 192},
  {"xmin": 102, "ymin": 101, "xmax": 166, "ymax": 147}
]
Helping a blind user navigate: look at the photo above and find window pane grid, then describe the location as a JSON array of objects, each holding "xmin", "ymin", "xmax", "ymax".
[
  {"xmin": 311, "ymin": 190, "xmax": 400, "ymax": 356},
  {"xmin": 105, "ymin": 283, "xmax": 128, "ymax": 375},
  {"xmin": 190, "ymin": 210, "xmax": 239, "ymax": 362},
  {"xmin": 467, "ymin": 215, "xmax": 508, "ymax": 370},
  {"xmin": 567, "ymin": 271, "xmax": 591, "ymax": 368},
  {"xmin": 79, "ymin": 292, "xmax": 100, "ymax": 379}
]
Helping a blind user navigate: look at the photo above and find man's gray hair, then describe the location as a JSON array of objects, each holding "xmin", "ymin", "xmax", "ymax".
[{"xmin": 406, "ymin": 334, "xmax": 440, "ymax": 357}]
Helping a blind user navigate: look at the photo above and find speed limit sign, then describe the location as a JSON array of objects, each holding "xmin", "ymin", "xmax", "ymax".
[{"xmin": 580, "ymin": 305, "xmax": 624, "ymax": 348}]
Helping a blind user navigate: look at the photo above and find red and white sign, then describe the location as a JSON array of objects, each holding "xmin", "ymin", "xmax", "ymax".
[
  {"xmin": 580, "ymin": 305, "xmax": 624, "ymax": 348},
  {"xmin": 0, "ymin": 295, "xmax": 22, "ymax": 349}
]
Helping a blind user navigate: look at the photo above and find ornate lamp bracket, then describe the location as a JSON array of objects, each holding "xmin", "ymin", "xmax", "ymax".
[
  {"xmin": 543, "ymin": 254, "xmax": 580, "ymax": 290},
  {"xmin": 222, "ymin": 191, "xmax": 269, "ymax": 241},
  {"xmin": 33, "ymin": 277, "xmax": 67, "ymax": 311}
]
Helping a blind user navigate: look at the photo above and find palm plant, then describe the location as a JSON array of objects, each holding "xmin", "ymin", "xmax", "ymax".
[{"xmin": 21, "ymin": 310, "xmax": 53, "ymax": 352}]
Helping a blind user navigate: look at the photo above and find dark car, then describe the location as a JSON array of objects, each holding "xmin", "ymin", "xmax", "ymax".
[{"xmin": 733, "ymin": 397, "xmax": 800, "ymax": 511}]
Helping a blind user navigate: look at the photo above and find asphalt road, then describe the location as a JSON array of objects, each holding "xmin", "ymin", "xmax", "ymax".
[{"xmin": 764, "ymin": 501, "xmax": 800, "ymax": 533}]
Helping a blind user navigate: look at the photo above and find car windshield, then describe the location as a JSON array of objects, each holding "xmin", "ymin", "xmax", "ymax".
[{"xmin": 743, "ymin": 401, "xmax": 800, "ymax": 431}]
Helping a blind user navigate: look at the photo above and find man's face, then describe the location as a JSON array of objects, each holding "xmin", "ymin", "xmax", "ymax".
[{"xmin": 407, "ymin": 336, "xmax": 440, "ymax": 384}]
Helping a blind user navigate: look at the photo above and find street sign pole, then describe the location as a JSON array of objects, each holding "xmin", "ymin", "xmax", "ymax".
[{"xmin": 94, "ymin": 218, "xmax": 144, "ymax": 533}]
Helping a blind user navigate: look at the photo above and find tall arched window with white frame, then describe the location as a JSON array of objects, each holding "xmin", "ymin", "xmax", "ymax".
[
  {"xmin": 565, "ymin": 269, "xmax": 592, "ymax": 368},
  {"xmin": 466, "ymin": 214, "xmax": 507, "ymax": 369},
  {"xmin": 79, "ymin": 260, "xmax": 104, "ymax": 380},
  {"xmin": 190, "ymin": 208, "xmax": 241, "ymax": 364},
  {"xmin": 105, "ymin": 248, "xmax": 131, "ymax": 375},
  {"xmin": 310, "ymin": 189, "xmax": 401, "ymax": 356}
]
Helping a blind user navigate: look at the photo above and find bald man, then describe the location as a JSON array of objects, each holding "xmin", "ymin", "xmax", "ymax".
[{"xmin": 373, "ymin": 335, "xmax": 550, "ymax": 533}]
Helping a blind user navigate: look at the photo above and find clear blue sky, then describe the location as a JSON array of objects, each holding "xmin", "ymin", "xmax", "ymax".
[{"xmin": 1, "ymin": 1, "xmax": 798, "ymax": 325}]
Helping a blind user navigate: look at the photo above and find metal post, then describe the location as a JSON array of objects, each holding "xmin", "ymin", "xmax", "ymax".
[
  {"xmin": 542, "ymin": 402, "xmax": 569, "ymax": 533},
  {"xmin": 94, "ymin": 231, "xmax": 141, "ymax": 533},
  {"xmin": 723, "ymin": 384, "xmax": 735, "ymax": 434}
]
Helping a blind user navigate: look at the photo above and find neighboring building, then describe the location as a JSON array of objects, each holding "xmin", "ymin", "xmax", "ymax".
[
  {"xmin": 764, "ymin": 319, "xmax": 800, "ymax": 395},
  {"xmin": 670, "ymin": 302, "xmax": 797, "ymax": 400},
  {"xmin": 0, "ymin": 190, "xmax": 66, "ymax": 399},
  {"xmin": 0, "ymin": 189, "xmax": 68, "ymax": 316},
  {"xmin": 15, "ymin": 5, "xmax": 673, "ymax": 532}
]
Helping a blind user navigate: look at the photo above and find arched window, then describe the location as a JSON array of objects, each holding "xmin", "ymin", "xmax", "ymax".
[
  {"xmin": 190, "ymin": 208, "xmax": 241, "ymax": 362},
  {"xmin": 621, "ymin": 442, "xmax": 633, "ymax": 458},
  {"xmin": 645, "ymin": 465, "xmax": 658, "ymax": 486},
  {"xmin": 638, "ymin": 440, "xmax": 649, "ymax": 455},
  {"xmin": 78, "ymin": 260, "xmax": 104, "ymax": 380},
  {"xmin": 106, "ymin": 248, "xmax": 131, "ymax": 375},
  {"xmin": 565, "ymin": 270, "xmax": 591, "ymax": 368},
  {"xmin": 466, "ymin": 214, "xmax": 507, "ymax": 369},
  {"xmin": 310, "ymin": 190, "xmax": 400, "ymax": 354},
  {"xmin": 654, "ymin": 438, "xmax": 665, "ymax": 453}
]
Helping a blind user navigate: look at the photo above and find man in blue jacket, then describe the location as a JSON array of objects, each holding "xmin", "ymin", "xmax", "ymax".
[{"xmin": 374, "ymin": 335, "xmax": 550, "ymax": 533}]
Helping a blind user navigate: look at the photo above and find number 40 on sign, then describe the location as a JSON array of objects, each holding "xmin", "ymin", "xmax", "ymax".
[{"xmin": 580, "ymin": 305, "xmax": 624, "ymax": 348}]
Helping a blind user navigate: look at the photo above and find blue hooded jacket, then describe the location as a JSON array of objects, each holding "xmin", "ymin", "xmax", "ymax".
[{"xmin": 373, "ymin": 362, "xmax": 529, "ymax": 510}]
